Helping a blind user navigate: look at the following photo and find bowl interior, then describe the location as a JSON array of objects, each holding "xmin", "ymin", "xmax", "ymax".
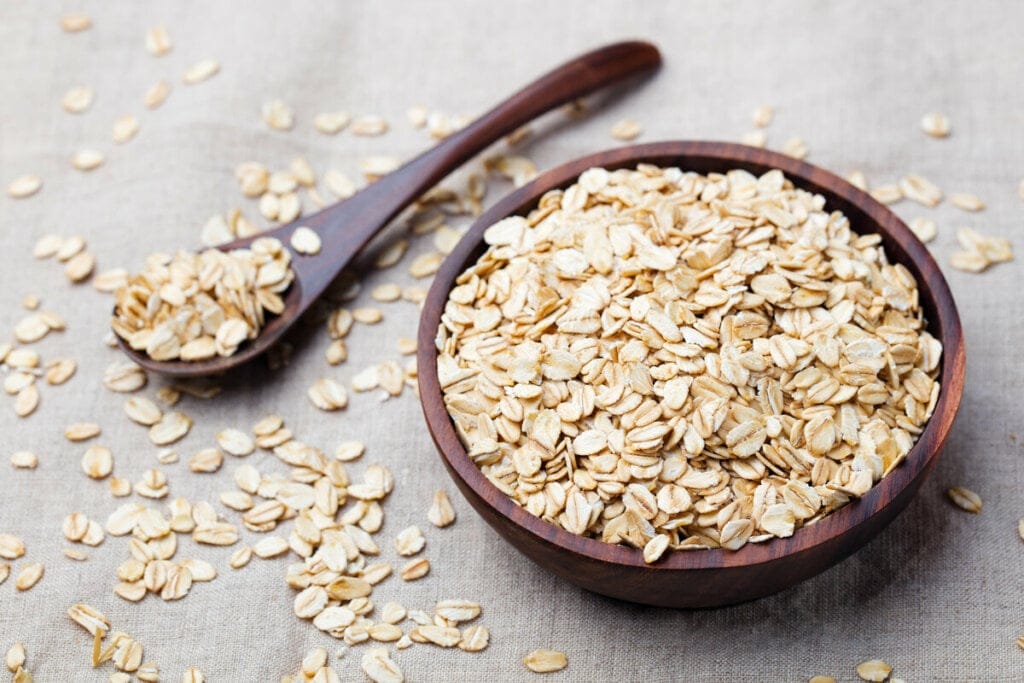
[{"xmin": 417, "ymin": 141, "xmax": 965, "ymax": 571}]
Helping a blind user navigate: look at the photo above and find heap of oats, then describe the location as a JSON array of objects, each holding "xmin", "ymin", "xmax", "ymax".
[
  {"xmin": 111, "ymin": 237, "xmax": 294, "ymax": 361},
  {"xmin": 437, "ymin": 165, "xmax": 942, "ymax": 558}
]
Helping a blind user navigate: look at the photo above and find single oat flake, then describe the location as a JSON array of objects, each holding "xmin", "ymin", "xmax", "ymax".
[
  {"xmin": 361, "ymin": 647, "xmax": 403, "ymax": 683},
  {"xmin": 183, "ymin": 59, "xmax": 219, "ymax": 84},
  {"xmin": 263, "ymin": 100, "xmax": 294, "ymax": 130},
  {"xmin": 920, "ymin": 112, "xmax": 951, "ymax": 137},
  {"xmin": 143, "ymin": 81, "xmax": 171, "ymax": 109},
  {"xmin": 112, "ymin": 115, "xmax": 140, "ymax": 144},
  {"xmin": 610, "ymin": 119, "xmax": 642, "ymax": 141},
  {"xmin": 62, "ymin": 86, "xmax": 94, "ymax": 113},
  {"xmin": 61, "ymin": 12, "xmax": 92, "ymax": 31},
  {"xmin": 145, "ymin": 25, "xmax": 172, "ymax": 56},
  {"xmin": 14, "ymin": 562, "xmax": 44, "ymax": 590},
  {"xmin": 908, "ymin": 218, "xmax": 937, "ymax": 243},
  {"xmin": 524, "ymin": 649, "xmax": 568, "ymax": 673},
  {"xmin": 314, "ymin": 111, "xmax": 351, "ymax": 134},
  {"xmin": 947, "ymin": 486, "xmax": 982, "ymax": 513},
  {"xmin": 855, "ymin": 659, "xmax": 892, "ymax": 682},
  {"xmin": 290, "ymin": 227, "xmax": 321, "ymax": 255},
  {"xmin": 949, "ymin": 192, "xmax": 984, "ymax": 212},
  {"xmin": 7, "ymin": 175, "xmax": 42, "ymax": 199},
  {"xmin": 752, "ymin": 104, "xmax": 774, "ymax": 128},
  {"xmin": 781, "ymin": 137, "xmax": 807, "ymax": 159},
  {"xmin": 71, "ymin": 149, "xmax": 105, "ymax": 171}
]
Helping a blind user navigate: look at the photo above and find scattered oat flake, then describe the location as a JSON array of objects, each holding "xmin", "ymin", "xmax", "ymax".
[
  {"xmin": 524, "ymin": 649, "xmax": 567, "ymax": 673},
  {"xmin": 399, "ymin": 558, "xmax": 429, "ymax": 581},
  {"xmin": 394, "ymin": 526, "xmax": 425, "ymax": 556},
  {"xmin": 374, "ymin": 240, "xmax": 408, "ymax": 268},
  {"xmin": 949, "ymin": 192, "xmax": 984, "ymax": 211},
  {"xmin": 408, "ymin": 251, "xmax": 442, "ymax": 278},
  {"xmin": 781, "ymin": 136, "xmax": 807, "ymax": 159},
  {"xmin": 351, "ymin": 116, "xmax": 389, "ymax": 136},
  {"xmin": 459, "ymin": 624, "xmax": 489, "ymax": 652},
  {"xmin": 149, "ymin": 412, "xmax": 192, "ymax": 445},
  {"xmin": 947, "ymin": 486, "xmax": 982, "ymax": 513},
  {"xmin": 371, "ymin": 283, "xmax": 401, "ymax": 302},
  {"xmin": 314, "ymin": 111, "xmax": 350, "ymax": 134},
  {"xmin": 397, "ymin": 337, "xmax": 416, "ymax": 355},
  {"xmin": 14, "ymin": 562, "xmax": 44, "ymax": 590},
  {"xmin": 908, "ymin": 217, "xmax": 937, "ymax": 243},
  {"xmin": 741, "ymin": 130, "xmax": 766, "ymax": 148},
  {"xmin": 14, "ymin": 385, "xmax": 40, "ymax": 417},
  {"xmin": 427, "ymin": 490, "xmax": 455, "ymax": 528},
  {"xmin": 360, "ymin": 156, "xmax": 400, "ymax": 180},
  {"xmin": 72, "ymin": 149, "xmax": 105, "ymax": 171},
  {"xmin": 8, "ymin": 175, "xmax": 42, "ymax": 199},
  {"xmin": 335, "ymin": 440, "xmax": 365, "ymax": 462},
  {"xmin": 62, "ymin": 86, "xmax": 94, "ymax": 113},
  {"xmin": 855, "ymin": 659, "xmax": 892, "ymax": 682},
  {"xmin": 870, "ymin": 184, "xmax": 902, "ymax": 204},
  {"xmin": 145, "ymin": 25, "xmax": 172, "ymax": 56},
  {"xmin": 325, "ymin": 169, "xmax": 356, "ymax": 198},
  {"xmin": 846, "ymin": 170, "xmax": 868, "ymax": 191},
  {"xmin": 899, "ymin": 174, "xmax": 942, "ymax": 207},
  {"xmin": 144, "ymin": 80, "xmax": 171, "ymax": 109},
  {"xmin": 0, "ymin": 534, "xmax": 25, "ymax": 559},
  {"xmin": 112, "ymin": 115, "xmax": 140, "ymax": 144},
  {"xmin": 81, "ymin": 445, "xmax": 113, "ymax": 479},
  {"xmin": 921, "ymin": 112, "xmax": 951, "ymax": 137},
  {"xmin": 183, "ymin": 59, "xmax": 219, "ymax": 84},
  {"xmin": 5, "ymin": 642, "xmax": 26, "ymax": 672},
  {"xmin": 103, "ymin": 362, "xmax": 147, "ymax": 392},
  {"xmin": 290, "ymin": 227, "xmax": 321, "ymax": 255},
  {"xmin": 10, "ymin": 451, "xmax": 38, "ymax": 469},
  {"xmin": 64, "ymin": 251, "xmax": 96, "ymax": 282},
  {"xmin": 949, "ymin": 227, "xmax": 1013, "ymax": 272},
  {"xmin": 61, "ymin": 12, "xmax": 92, "ymax": 31},
  {"xmin": 610, "ymin": 119, "xmax": 642, "ymax": 140},
  {"xmin": 361, "ymin": 647, "xmax": 403, "ymax": 683},
  {"xmin": 949, "ymin": 250, "xmax": 988, "ymax": 273},
  {"xmin": 752, "ymin": 104, "xmax": 774, "ymax": 127},
  {"xmin": 308, "ymin": 378, "xmax": 348, "ymax": 411},
  {"xmin": 353, "ymin": 307, "xmax": 383, "ymax": 324},
  {"xmin": 263, "ymin": 100, "xmax": 294, "ymax": 130}
]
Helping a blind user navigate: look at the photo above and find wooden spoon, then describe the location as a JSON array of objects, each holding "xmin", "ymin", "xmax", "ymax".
[{"xmin": 116, "ymin": 41, "xmax": 662, "ymax": 377}]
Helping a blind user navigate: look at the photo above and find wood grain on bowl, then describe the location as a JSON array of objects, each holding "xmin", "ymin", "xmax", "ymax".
[{"xmin": 417, "ymin": 142, "xmax": 965, "ymax": 608}]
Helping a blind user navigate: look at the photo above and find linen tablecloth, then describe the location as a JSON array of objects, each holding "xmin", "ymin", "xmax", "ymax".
[{"xmin": 1, "ymin": 1, "xmax": 1021, "ymax": 680}]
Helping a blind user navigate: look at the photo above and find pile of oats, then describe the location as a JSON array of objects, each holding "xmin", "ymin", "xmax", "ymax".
[
  {"xmin": 437, "ymin": 165, "xmax": 942, "ymax": 558},
  {"xmin": 111, "ymin": 237, "xmax": 294, "ymax": 361}
]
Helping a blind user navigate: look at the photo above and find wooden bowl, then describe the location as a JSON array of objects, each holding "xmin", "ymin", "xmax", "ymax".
[{"xmin": 416, "ymin": 141, "xmax": 965, "ymax": 608}]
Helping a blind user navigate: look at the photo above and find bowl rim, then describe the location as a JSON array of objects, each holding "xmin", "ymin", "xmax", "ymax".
[{"xmin": 416, "ymin": 140, "xmax": 965, "ymax": 572}]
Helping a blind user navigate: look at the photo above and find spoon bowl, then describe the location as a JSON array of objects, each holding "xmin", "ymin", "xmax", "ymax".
[{"xmin": 416, "ymin": 141, "xmax": 965, "ymax": 608}]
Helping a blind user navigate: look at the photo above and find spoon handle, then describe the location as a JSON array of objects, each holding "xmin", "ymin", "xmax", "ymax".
[{"xmin": 310, "ymin": 41, "xmax": 661, "ymax": 261}]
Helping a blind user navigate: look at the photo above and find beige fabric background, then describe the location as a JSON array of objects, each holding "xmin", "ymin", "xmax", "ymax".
[{"xmin": 1, "ymin": 1, "xmax": 1021, "ymax": 680}]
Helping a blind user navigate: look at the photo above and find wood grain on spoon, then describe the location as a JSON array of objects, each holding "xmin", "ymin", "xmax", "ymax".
[{"xmin": 117, "ymin": 40, "xmax": 662, "ymax": 377}]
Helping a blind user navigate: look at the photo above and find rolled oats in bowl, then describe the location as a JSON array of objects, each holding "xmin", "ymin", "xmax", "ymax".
[{"xmin": 436, "ymin": 165, "xmax": 942, "ymax": 559}]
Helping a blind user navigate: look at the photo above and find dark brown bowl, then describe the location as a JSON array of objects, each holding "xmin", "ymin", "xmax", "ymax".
[{"xmin": 416, "ymin": 141, "xmax": 965, "ymax": 608}]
